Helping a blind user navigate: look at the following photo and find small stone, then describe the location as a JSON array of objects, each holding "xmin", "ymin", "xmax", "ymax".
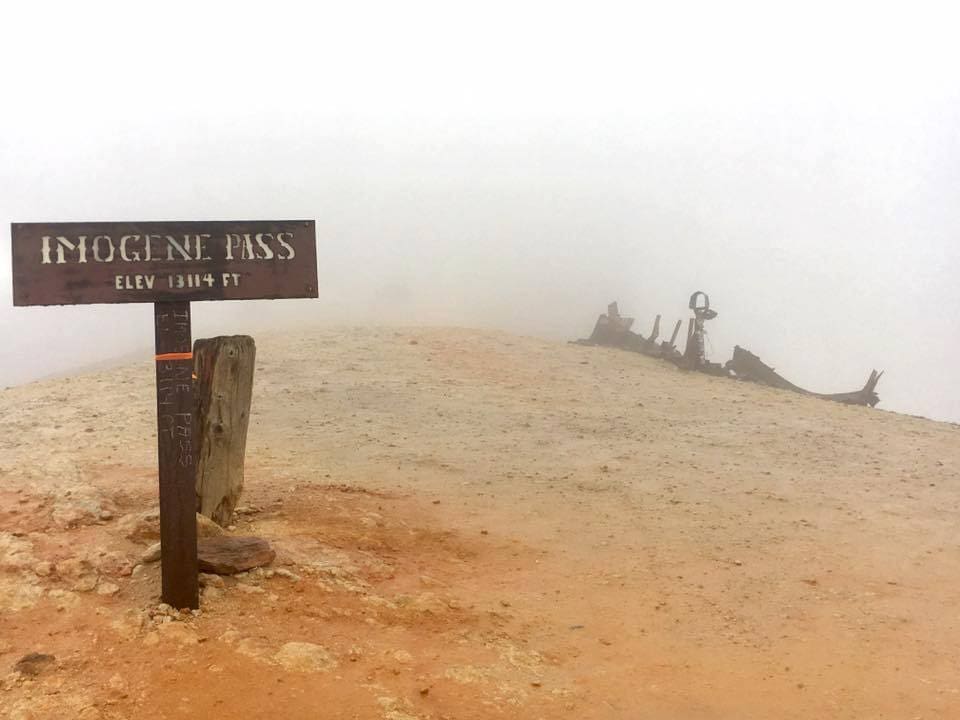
[
  {"xmin": 118, "ymin": 509, "xmax": 161, "ymax": 544},
  {"xmin": 273, "ymin": 568, "xmax": 301, "ymax": 582},
  {"xmin": 73, "ymin": 575, "xmax": 99, "ymax": 593},
  {"xmin": 108, "ymin": 673, "xmax": 127, "ymax": 697},
  {"xmin": 96, "ymin": 582, "xmax": 120, "ymax": 596},
  {"xmin": 33, "ymin": 561, "xmax": 53, "ymax": 577},
  {"xmin": 273, "ymin": 642, "xmax": 337, "ymax": 672},
  {"xmin": 141, "ymin": 543, "xmax": 162, "ymax": 564},
  {"xmin": 13, "ymin": 652, "xmax": 56, "ymax": 676},
  {"xmin": 393, "ymin": 650, "xmax": 413, "ymax": 664},
  {"xmin": 196, "ymin": 514, "xmax": 225, "ymax": 538},
  {"xmin": 99, "ymin": 509, "xmax": 114, "ymax": 521},
  {"xmin": 56, "ymin": 557, "xmax": 96, "ymax": 580},
  {"xmin": 199, "ymin": 573, "xmax": 224, "ymax": 588},
  {"xmin": 157, "ymin": 623, "xmax": 198, "ymax": 645},
  {"xmin": 95, "ymin": 552, "xmax": 133, "ymax": 577},
  {"xmin": 120, "ymin": 509, "xmax": 224, "ymax": 544}
]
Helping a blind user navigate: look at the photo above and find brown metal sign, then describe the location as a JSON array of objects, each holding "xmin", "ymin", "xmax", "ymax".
[{"xmin": 11, "ymin": 220, "xmax": 318, "ymax": 306}]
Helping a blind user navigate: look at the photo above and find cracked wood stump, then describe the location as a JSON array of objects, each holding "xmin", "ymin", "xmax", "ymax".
[{"xmin": 194, "ymin": 335, "xmax": 256, "ymax": 526}]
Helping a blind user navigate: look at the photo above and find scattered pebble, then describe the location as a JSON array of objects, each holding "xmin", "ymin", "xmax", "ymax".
[
  {"xmin": 96, "ymin": 582, "xmax": 120, "ymax": 596},
  {"xmin": 13, "ymin": 653, "xmax": 56, "ymax": 676},
  {"xmin": 199, "ymin": 573, "xmax": 225, "ymax": 588},
  {"xmin": 141, "ymin": 543, "xmax": 162, "ymax": 564},
  {"xmin": 72, "ymin": 576, "xmax": 98, "ymax": 593}
]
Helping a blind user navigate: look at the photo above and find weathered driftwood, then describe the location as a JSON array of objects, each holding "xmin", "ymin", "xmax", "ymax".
[
  {"xmin": 726, "ymin": 346, "xmax": 882, "ymax": 407},
  {"xmin": 194, "ymin": 335, "xmax": 256, "ymax": 525}
]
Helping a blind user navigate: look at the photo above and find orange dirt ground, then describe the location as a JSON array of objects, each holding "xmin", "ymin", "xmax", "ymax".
[{"xmin": 1, "ymin": 327, "xmax": 958, "ymax": 719}]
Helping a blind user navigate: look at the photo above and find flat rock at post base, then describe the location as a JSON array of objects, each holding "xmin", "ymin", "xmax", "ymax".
[{"xmin": 197, "ymin": 536, "xmax": 275, "ymax": 575}]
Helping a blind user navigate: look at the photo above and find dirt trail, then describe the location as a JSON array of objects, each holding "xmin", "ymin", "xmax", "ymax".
[{"xmin": 1, "ymin": 326, "xmax": 958, "ymax": 719}]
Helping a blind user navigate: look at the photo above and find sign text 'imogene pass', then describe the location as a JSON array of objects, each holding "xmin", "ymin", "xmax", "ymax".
[{"xmin": 11, "ymin": 220, "xmax": 318, "ymax": 306}]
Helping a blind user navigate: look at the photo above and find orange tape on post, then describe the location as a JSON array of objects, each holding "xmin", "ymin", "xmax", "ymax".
[{"xmin": 155, "ymin": 352, "xmax": 193, "ymax": 362}]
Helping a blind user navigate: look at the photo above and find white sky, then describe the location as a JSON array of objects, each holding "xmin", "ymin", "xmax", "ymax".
[{"xmin": 1, "ymin": 0, "xmax": 958, "ymax": 421}]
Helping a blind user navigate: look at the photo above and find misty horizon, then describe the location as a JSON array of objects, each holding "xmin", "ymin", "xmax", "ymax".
[{"xmin": 1, "ymin": 2, "xmax": 957, "ymax": 422}]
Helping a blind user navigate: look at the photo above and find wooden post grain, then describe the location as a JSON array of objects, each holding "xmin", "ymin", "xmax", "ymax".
[
  {"xmin": 194, "ymin": 335, "xmax": 256, "ymax": 526},
  {"xmin": 154, "ymin": 302, "xmax": 199, "ymax": 609}
]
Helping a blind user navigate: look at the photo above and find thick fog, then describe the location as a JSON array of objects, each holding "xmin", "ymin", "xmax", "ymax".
[{"xmin": 1, "ymin": 3, "xmax": 957, "ymax": 422}]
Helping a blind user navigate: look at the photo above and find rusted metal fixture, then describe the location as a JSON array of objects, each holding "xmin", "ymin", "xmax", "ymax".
[
  {"xmin": 726, "ymin": 346, "xmax": 882, "ymax": 407},
  {"xmin": 681, "ymin": 291, "xmax": 727, "ymax": 375},
  {"xmin": 583, "ymin": 302, "xmax": 636, "ymax": 347},
  {"xmin": 573, "ymin": 302, "xmax": 682, "ymax": 361},
  {"xmin": 572, "ymin": 295, "xmax": 883, "ymax": 408}
]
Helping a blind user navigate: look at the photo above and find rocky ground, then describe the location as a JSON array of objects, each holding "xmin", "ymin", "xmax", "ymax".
[{"xmin": 1, "ymin": 326, "xmax": 958, "ymax": 719}]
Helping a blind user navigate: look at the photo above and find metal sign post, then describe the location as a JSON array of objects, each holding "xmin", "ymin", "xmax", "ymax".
[{"xmin": 11, "ymin": 220, "xmax": 318, "ymax": 608}]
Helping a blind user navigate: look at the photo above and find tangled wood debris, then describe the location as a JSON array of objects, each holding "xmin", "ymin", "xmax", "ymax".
[{"xmin": 573, "ymin": 294, "xmax": 882, "ymax": 408}]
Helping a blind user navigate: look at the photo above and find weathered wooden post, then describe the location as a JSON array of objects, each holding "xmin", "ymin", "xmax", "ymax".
[
  {"xmin": 154, "ymin": 302, "xmax": 199, "ymax": 608},
  {"xmin": 194, "ymin": 335, "xmax": 256, "ymax": 526},
  {"xmin": 11, "ymin": 221, "xmax": 317, "ymax": 609}
]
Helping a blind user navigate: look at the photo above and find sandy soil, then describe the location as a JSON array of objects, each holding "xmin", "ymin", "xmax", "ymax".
[{"xmin": 1, "ymin": 326, "xmax": 958, "ymax": 720}]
